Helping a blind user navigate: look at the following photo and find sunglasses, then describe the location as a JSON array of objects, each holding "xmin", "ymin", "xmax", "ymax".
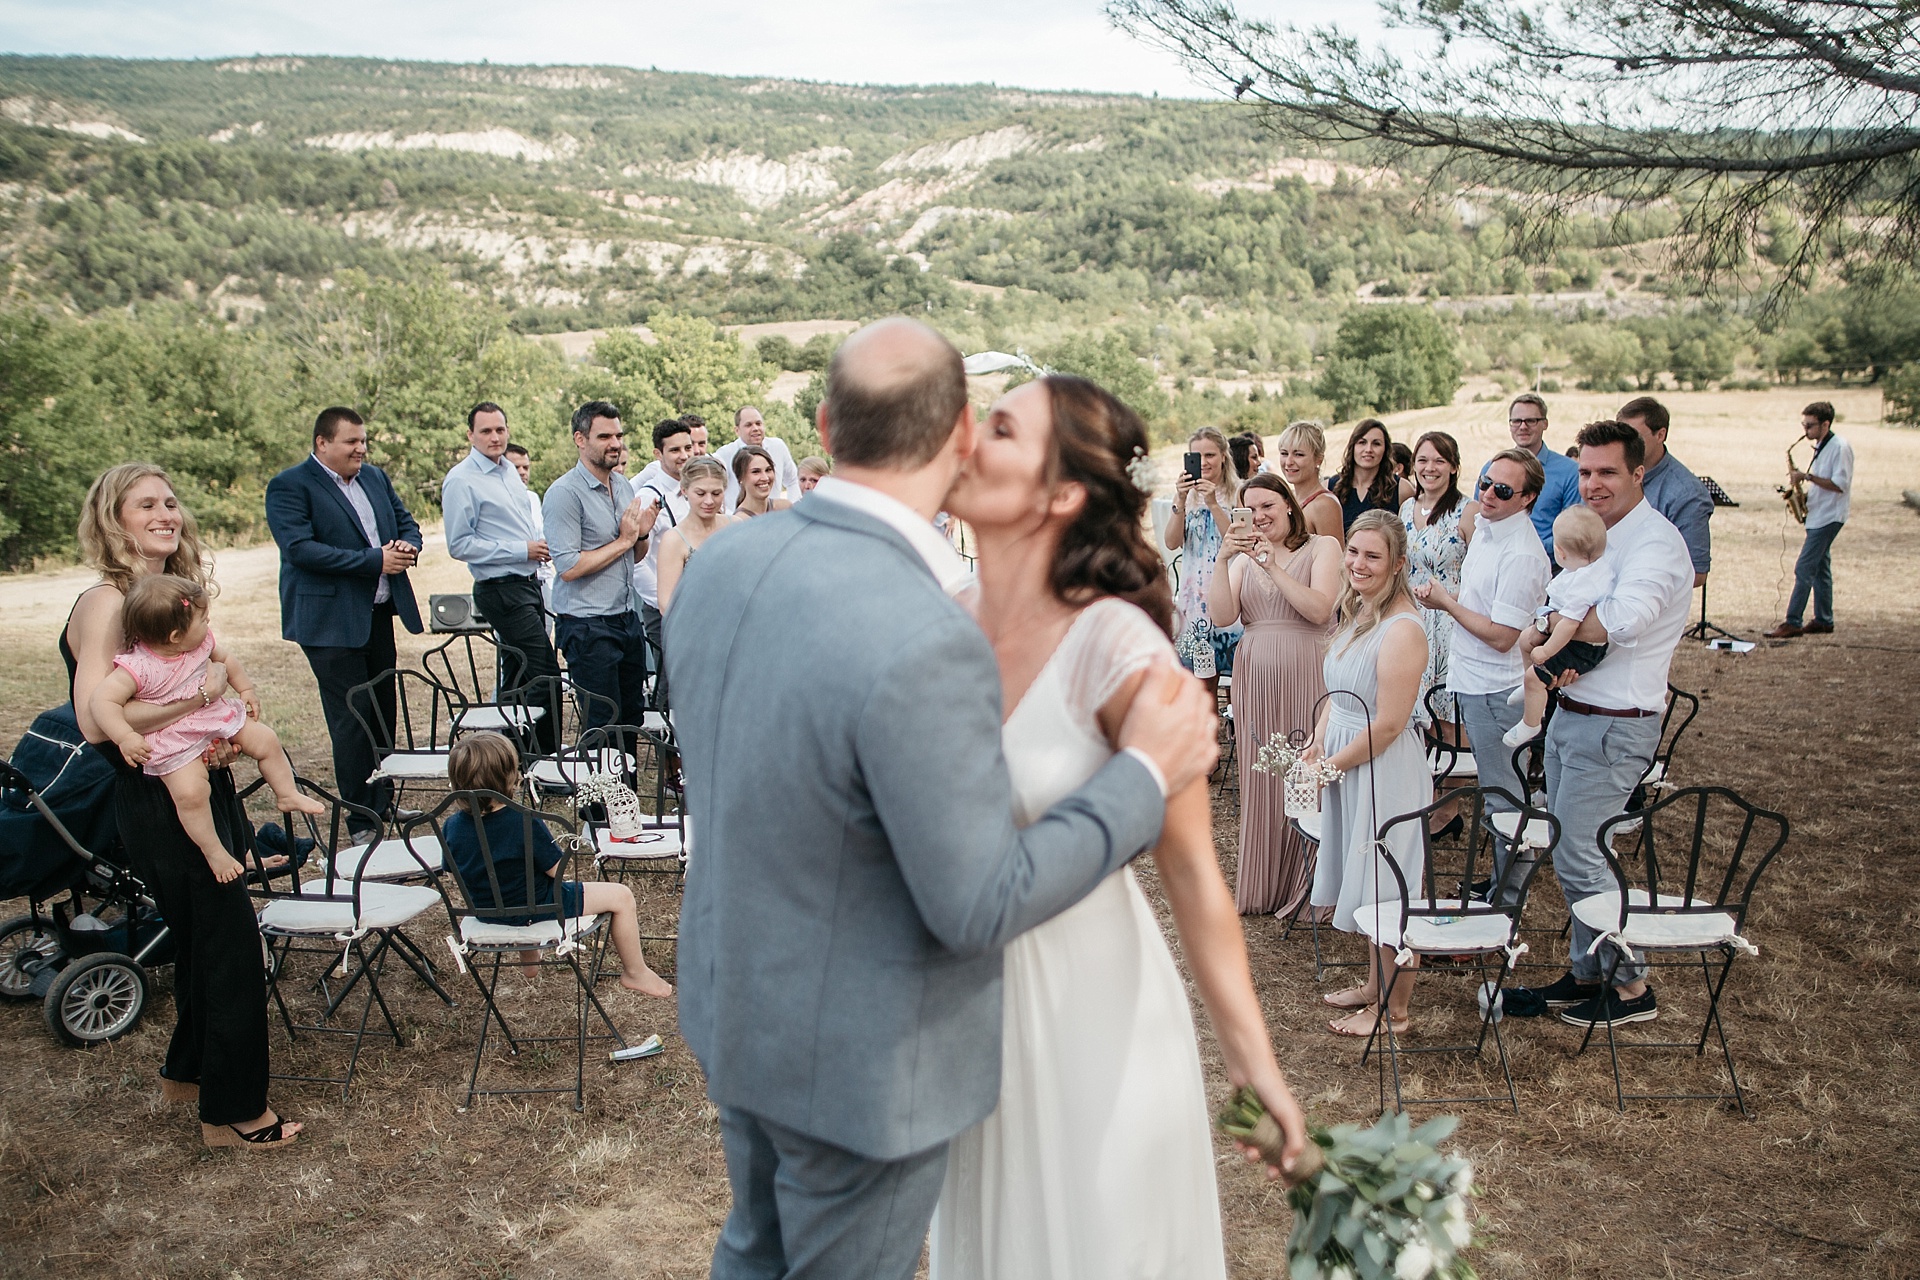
[{"xmin": 1478, "ymin": 477, "xmax": 1517, "ymax": 500}]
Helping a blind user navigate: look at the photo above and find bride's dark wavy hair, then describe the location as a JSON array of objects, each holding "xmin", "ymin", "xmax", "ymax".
[{"xmin": 1042, "ymin": 375, "xmax": 1174, "ymax": 636}]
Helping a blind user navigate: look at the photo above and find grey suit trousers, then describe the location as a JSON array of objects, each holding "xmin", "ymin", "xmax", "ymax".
[{"xmin": 713, "ymin": 1107, "xmax": 948, "ymax": 1280}]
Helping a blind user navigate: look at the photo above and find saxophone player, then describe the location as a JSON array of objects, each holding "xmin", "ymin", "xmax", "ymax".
[{"xmin": 1766, "ymin": 402, "xmax": 1855, "ymax": 639}]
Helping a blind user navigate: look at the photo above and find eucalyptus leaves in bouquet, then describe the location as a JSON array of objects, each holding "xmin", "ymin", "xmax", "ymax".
[
  {"xmin": 1285, "ymin": 1112, "xmax": 1476, "ymax": 1280},
  {"xmin": 1218, "ymin": 1091, "xmax": 1476, "ymax": 1280}
]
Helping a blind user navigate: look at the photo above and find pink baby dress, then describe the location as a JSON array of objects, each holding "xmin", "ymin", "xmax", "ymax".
[{"xmin": 113, "ymin": 630, "xmax": 249, "ymax": 777}]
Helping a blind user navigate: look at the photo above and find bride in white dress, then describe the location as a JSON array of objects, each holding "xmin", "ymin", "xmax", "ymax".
[{"xmin": 930, "ymin": 375, "xmax": 1308, "ymax": 1280}]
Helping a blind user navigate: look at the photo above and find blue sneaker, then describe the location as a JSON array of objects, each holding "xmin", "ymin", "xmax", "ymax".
[{"xmin": 1559, "ymin": 987, "xmax": 1659, "ymax": 1027}]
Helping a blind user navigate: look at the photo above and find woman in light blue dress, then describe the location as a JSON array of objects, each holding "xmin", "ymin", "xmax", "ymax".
[{"xmin": 1307, "ymin": 510, "xmax": 1434, "ymax": 1040}]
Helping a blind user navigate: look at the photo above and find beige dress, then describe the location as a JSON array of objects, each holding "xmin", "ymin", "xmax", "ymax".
[{"xmin": 1231, "ymin": 543, "xmax": 1330, "ymax": 916}]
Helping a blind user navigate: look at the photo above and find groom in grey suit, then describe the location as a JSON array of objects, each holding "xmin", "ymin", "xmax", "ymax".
[{"xmin": 668, "ymin": 319, "xmax": 1219, "ymax": 1279}]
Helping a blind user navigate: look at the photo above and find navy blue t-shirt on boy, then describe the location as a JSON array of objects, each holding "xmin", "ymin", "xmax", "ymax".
[{"xmin": 443, "ymin": 806, "xmax": 584, "ymax": 925}]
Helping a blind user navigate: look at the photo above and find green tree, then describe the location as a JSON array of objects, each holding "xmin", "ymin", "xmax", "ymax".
[
  {"xmin": 1316, "ymin": 307, "xmax": 1461, "ymax": 419},
  {"xmin": 1038, "ymin": 331, "xmax": 1174, "ymax": 437},
  {"xmin": 591, "ymin": 313, "xmax": 767, "ymax": 451}
]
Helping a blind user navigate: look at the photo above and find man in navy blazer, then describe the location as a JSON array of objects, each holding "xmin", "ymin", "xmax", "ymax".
[{"xmin": 265, "ymin": 407, "xmax": 423, "ymax": 831}]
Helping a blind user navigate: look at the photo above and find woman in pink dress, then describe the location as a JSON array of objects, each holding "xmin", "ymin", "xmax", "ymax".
[{"xmin": 1207, "ymin": 474, "xmax": 1343, "ymax": 916}]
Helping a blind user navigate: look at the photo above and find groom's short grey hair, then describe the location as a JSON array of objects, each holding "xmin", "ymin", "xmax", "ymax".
[{"xmin": 823, "ymin": 318, "xmax": 967, "ymax": 469}]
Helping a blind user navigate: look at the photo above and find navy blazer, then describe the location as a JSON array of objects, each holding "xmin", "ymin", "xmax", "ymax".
[{"xmin": 265, "ymin": 455, "xmax": 423, "ymax": 649}]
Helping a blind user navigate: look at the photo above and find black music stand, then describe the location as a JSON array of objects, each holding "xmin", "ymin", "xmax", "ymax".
[{"xmin": 1684, "ymin": 578, "xmax": 1740, "ymax": 643}]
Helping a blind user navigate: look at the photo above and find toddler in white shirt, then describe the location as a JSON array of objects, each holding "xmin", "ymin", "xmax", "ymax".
[{"xmin": 1505, "ymin": 507, "xmax": 1615, "ymax": 747}]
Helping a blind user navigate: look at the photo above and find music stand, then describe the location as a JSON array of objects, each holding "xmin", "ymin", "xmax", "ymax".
[{"xmin": 1684, "ymin": 578, "xmax": 1740, "ymax": 642}]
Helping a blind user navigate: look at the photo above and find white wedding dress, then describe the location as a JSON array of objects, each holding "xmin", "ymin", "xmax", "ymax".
[{"xmin": 929, "ymin": 598, "xmax": 1228, "ymax": 1280}]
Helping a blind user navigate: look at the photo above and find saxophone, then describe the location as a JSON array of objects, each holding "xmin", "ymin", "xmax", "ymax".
[{"xmin": 1778, "ymin": 438, "xmax": 1809, "ymax": 525}]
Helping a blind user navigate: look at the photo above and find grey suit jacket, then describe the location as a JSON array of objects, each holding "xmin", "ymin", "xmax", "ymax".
[{"xmin": 667, "ymin": 496, "xmax": 1166, "ymax": 1161}]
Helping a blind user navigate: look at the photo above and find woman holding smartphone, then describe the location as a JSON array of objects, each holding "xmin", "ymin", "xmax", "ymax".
[
  {"xmin": 1208, "ymin": 474, "xmax": 1342, "ymax": 916},
  {"xmin": 1161, "ymin": 426, "xmax": 1240, "ymax": 697}
]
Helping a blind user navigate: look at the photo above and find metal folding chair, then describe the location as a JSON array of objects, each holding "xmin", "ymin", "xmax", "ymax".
[
  {"xmin": 1358, "ymin": 786, "xmax": 1559, "ymax": 1114},
  {"xmin": 1574, "ymin": 786, "xmax": 1787, "ymax": 1117},
  {"xmin": 423, "ymin": 631, "xmax": 542, "ymax": 740},
  {"xmin": 415, "ymin": 793, "xmax": 628, "ymax": 1110},
  {"xmin": 350, "ymin": 668, "xmax": 469, "ymax": 809},
  {"xmin": 249, "ymin": 780, "xmax": 449, "ymax": 1098}
]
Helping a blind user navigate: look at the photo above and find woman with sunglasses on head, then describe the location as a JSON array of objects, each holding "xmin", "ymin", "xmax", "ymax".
[
  {"xmin": 1330, "ymin": 419, "xmax": 1414, "ymax": 533},
  {"xmin": 1273, "ymin": 421, "xmax": 1344, "ymax": 540}
]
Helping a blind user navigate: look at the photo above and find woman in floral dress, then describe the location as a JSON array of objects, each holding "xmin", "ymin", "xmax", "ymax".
[{"xmin": 1400, "ymin": 431, "xmax": 1473, "ymax": 726}]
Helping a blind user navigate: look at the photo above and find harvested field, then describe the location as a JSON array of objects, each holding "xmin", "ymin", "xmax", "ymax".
[{"xmin": 1, "ymin": 388, "xmax": 1916, "ymax": 1278}]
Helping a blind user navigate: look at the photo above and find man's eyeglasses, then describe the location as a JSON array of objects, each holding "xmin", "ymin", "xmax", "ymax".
[
  {"xmin": 1478, "ymin": 477, "xmax": 1517, "ymax": 500},
  {"xmin": 1508, "ymin": 417, "xmax": 1546, "ymax": 426}
]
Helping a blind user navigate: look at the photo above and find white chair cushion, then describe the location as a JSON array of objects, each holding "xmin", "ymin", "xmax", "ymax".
[
  {"xmin": 641, "ymin": 711, "xmax": 670, "ymax": 734},
  {"xmin": 328, "ymin": 835, "xmax": 445, "ymax": 882},
  {"xmin": 373, "ymin": 751, "xmax": 451, "ymax": 780},
  {"xmin": 1641, "ymin": 761, "xmax": 1667, "ymax": 788},
  {"xmin": 459, "ymin": 913, "xmax": 602, "ymax": 949},
  {"xmin": 453, "ymin": 705, "xmax": 547, "ymax": 732},
  {"xmin": 258, "ymin": 883, "xmax": 442, "ymax": 935},
  {"xmin": 1489, "ymin": 811, "xmax": 1554, "ymax": 849},
  {"xmin": 524, "ymin": 748, "xmax": 633, "ymax": 788},
  {"xmin": 591, "ymin": 826, "xmax": 685, "ymax": 861},
  {"xmin": 1431, "ymin": 749, "xmax": 1477, "ymax": 780},
  {"xmin": 1357, "ymin": 910, "xmax": 1516, "ymax": 953},
  {"xmin": 1290, "ymin": 812, "xmax": 1321, "ymax": 844},
  {"xmin": 1570, "ymin": 890, "xmax": 1741, "ymax": 951}
]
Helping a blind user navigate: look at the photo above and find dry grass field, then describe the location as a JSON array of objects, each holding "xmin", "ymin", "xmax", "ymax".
[{"xmin": 1, "ymin": 386, "xmax": 1917, "ymax": 1279}]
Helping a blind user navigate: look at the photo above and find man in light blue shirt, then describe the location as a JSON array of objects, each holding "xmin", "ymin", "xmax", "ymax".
[
  {"xmin": 544, "ymin": 401, "xmax": 659, "ymax": 728},
  {"xmin": 1618, "ymin": 396, "xmax": 1713, "ymax": 586},
  {"xmin": 1479, "ymin": 393, "xmax": 1581, "ymax": 562},
  {"xmin": 443, "ymin": 402, "xmax": 562, "ymax": 753}
]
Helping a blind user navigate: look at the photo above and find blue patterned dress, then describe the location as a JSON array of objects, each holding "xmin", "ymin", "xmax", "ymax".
[
  {"xmin": 1401, "ymin": 497, "xmax": 1467, "ymax": 722},
  {"xmin": 1174, "ymin": 505, "xmax": 1242, "ymax": 676}
]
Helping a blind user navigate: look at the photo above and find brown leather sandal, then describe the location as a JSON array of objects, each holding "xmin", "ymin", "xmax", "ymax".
[{"xmin": 201, "ymin": 1116, "xmax": 299, "ymax": 1149}]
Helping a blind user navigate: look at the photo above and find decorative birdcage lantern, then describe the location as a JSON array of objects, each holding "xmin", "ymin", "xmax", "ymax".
[
  {"xmin": 574, "ymin": 772, "xmax": 644, "ymax": 840},
  {"xmin": 1283, "ymin": 759, "xmax": 1322, "ymax": 820}
]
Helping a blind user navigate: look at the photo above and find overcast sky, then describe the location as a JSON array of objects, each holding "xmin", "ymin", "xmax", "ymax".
[{"xmin": 0, "ymin": 1, "xmax": 1385, "ymax": 98}]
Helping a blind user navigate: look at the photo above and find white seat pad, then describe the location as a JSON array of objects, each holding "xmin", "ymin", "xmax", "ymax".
[
  {"xmin": 524, "ymin": 748, "xmax": 633, "ymax": 788},
  {"xmin": 453, "ymin": 705, "xmax": 547, "ymax": 732},
  {"xmin": 328, "ymin": 835, "xmax": 445, "ymax": 882},
  {"xmin": 1571, "ymin": 890, "xmax": 1741, "ymax": 950},
  {"xmin": 1433, "ymin": 749, "xmax": 1477, "ymax": 780},
  {"xmin": 591, "ymin": 826, "xmax": 685, "ymax": 860},
  {"xmin": 1290, "ymin": 812, "xmax": 1321, "ymax": 844},
  {"xmin": 1488, "ymin": 811, "xmax": 1554, "ymax": 849},
  {"xmin": 373, "ymin": 751, "xmax": 451, "ymax": 780},
  {"xmin": 459, "ymin": 913, "xmax": 602, "ymax": 948},
  {"xmin": 1357, "ymin": 910, "xmax": 1515, "ymax": 953},
  {"xmin": 259, "ymin": 882, "xmax": 442, "ymax": 934}
]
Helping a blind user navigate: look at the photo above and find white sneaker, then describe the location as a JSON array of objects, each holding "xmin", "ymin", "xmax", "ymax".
[
  {"xmin": 1502, "ymin": 721, "xmax": 1542, "ymax": 749},
  {"xmin": 1506, "ymin": 685, "xmax": 1526, "ymax": 707}
]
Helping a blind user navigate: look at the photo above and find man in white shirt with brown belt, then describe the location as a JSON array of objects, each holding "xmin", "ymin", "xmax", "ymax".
[{"xmin": 1531, "ymin": 419, "xmax": 1694, "ymax": 1029}]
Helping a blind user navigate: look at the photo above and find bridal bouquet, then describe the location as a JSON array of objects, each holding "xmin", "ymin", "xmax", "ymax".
[{"xmin": 1218, "ymin": 1090, "xmax": 1477, "ymax": 1280}]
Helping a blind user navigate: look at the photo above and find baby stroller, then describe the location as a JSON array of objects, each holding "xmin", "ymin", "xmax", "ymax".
[{"xmin": 0, "ymin": 705, "xmax": 173, "ymax": 1047}]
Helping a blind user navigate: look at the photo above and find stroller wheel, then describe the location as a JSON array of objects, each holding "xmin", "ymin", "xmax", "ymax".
[
  {"xmin": 44, "ymin": 952, "xmax": 147, "ymax": 1047},
  {"xmin": 0, "ymin": 914, "xmax": 62, "ymax": 1000}
]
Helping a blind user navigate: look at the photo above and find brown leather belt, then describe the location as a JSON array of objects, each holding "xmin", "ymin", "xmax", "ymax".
[{"xmin": 1558, "ymin": 696, "xmax": 1659, "ymax": 719}]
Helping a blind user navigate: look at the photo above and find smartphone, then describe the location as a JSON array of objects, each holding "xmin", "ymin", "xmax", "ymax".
[
  {"xmin": 1183, "ymin": 451, "xmax": 1203, "ymax": 479},
  {"xmin": 1229, "ymin": 506, "xmax": 1253, "ymax": 534}
]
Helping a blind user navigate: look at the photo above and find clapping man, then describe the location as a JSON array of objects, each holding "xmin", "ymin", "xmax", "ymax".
[
  {"xmin": 545, "ymin": 402, "xmax": 658, "ymax": 728},
  {"xmin": 1618, "ymin": 397, "xmax": 1712, "ymax": 587},
  {"xmin": 265, "ymin": 407, "xmax": 423, "ymax": 835},
  {"xmin": 714, "ymin": 405, "xmax": 801, "ymax": 511},
  {"xmin": 442, "ymin": 402, "xmax": 561, "ymax": 754},
  {"xmin": 1415, "ymin": 448, "xmax": 1552, "ymax": 899},
  {"xmin": 1480, "ymin": 393, "xmax": 1582, "ymax": 562}
]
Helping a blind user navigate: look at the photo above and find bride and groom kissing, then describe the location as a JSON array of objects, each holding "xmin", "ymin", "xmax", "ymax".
[{"xmin": 668, "ymin": 319, "xmax": 1309, "ymax": 1280}]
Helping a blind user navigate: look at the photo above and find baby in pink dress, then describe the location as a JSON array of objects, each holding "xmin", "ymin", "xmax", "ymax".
[{"xmin": 89, "ymin": 574, "xmax": 324, "ymax": 884}]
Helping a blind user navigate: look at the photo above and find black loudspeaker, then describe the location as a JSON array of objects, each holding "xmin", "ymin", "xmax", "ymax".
[{"xmin": 429, "ymin": 594, "xmax": 490, "ymax": 633}]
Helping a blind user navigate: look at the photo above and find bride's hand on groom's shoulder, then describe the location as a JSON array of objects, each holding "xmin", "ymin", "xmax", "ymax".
[{"xmin": 1118, "ymin": 664, "xmax": 1219, "ymax": 797}]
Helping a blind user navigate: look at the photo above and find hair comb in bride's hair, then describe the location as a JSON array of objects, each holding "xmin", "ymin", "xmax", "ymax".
[{"xmin": 1126, "ymin": 446, "xmax": 1156, "ymax": 495}]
